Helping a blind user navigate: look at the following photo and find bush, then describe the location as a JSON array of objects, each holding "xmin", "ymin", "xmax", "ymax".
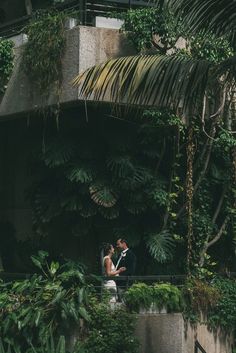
[
  {"xmin": 80, "ymin": 298, "xmax": 139, "ymax": 353},
  {"xmin": 124, "ymin": 282, "xmax": 183, "ymax": 312},
  {"xmin": 0, "ymin": 251, "xmax": 90, "ymax": 352},
  {"xmin": 208, "ymin": 278, "xmax": 236, "ymax": 331}
]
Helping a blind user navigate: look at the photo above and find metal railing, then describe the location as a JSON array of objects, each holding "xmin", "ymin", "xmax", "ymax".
[
  {"xmin": 0, "ymin": 0, "xmax": 151, "ymax": 38},
  {"xmin": 1, "ymin": 272, "xmax": 235, "ymax": 283},
  {"xmin": 195, "ymin": 340, "xmax": 207, "ymax": 353}
]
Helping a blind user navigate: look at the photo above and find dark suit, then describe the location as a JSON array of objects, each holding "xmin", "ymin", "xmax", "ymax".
[{"xmin": 117, "ymin": 249, "xmax": 136, "ymax": 276}]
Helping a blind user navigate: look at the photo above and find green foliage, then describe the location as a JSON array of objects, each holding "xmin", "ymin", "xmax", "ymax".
[
  {"xmin": 0, "ymin": 335, "xmax": 69, "ymax": 353},
  {"xmin": 114, "ymin": 7, "xmax": 184, "ymax": 53},
  {"xmin": 183, "ymin": 277, "xmax": 236, "ymax": 333},
  {"xmin": 22, "ymin": 10, "xmax": 66, "ymax": 94},
  {"xmin": 0, "ymin": 39, "xmax": 14, "ymax": 93},
  {"xmin": 0, "ymin": 251, "xmax": 90, "ymax": 351},
  {"xmin": 208, "ymin": 278, "xmax": 236, "ymax": 331},
  {"xmin": 215, "ymin": 130, "xmax": 236, "ymax": 152},
  {"xmin": 79, "ymin": 298, "xmax": 139, "ymax": 353},
  {"xmin": 124, "ymin": 283, "xmax": 153, "ymax": 312},
  {"xmin": 146, "ymin": 230, "xmax": 175, "ymax": 263},
  {"xmin": 183, "ymin": 279, "xmax": 221, "ymax": 314},
  {"xmin": 124, "ymin": 282, "xmax": 182, "ymax": 313},
  {"xmin": 189, "ymin": 31, "xmax": 234, "ymax": 63},
  {"xmin": 28, "ymin": 111, "xmax": 181, "ymax": 264}
]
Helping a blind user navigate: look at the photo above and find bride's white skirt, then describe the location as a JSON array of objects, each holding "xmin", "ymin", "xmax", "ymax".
[{"xmin": 103, "ymin": 280, "xmax": 117, "ymax": 303}]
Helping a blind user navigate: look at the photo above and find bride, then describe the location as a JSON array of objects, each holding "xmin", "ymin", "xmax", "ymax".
[{"xmin": 102, "ymin": 243, "xmax": 126, "ymax": 302}]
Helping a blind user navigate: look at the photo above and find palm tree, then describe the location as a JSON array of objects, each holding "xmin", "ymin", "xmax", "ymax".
[{"xmin": 73, "ymin": 0, "xmax": 235, "ymax": 117}]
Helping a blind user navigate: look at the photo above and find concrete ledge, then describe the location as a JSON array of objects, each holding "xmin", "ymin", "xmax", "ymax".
[
  {"xmin": 135, "ymin": 313, "xmax": 234, "ymax": 353},
  {"xmin": 0, "ymin": 25, "xmax": 135, "ymax": 120}
]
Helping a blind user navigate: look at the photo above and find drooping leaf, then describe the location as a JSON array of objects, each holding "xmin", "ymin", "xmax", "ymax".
[
  {"xmin": 73, "ymin": 54, "xmax": 213, "ymax": 113},
  {"xmin": 168, "ymin": 0, "xmax": 236, "ymax": 42}
]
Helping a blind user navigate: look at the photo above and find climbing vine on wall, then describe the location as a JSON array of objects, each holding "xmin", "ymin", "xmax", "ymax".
[
  {"xmin": 0, "ymin": 39, "xmax": 14, "ymax": 94},
  {"xmin": 22, "ymin": 10, "xmax": 66, "ymax": 95}
]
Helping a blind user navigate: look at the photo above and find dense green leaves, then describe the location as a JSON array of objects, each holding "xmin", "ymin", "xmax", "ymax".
[
  {"xmin": 0, "ymin": 39, "xmax": 14, "ymax": 93},
  {"xmin": 22, "ymin": 10, "xmax": 66, "ymax": 93},
  {"xmin": 0, "ymin": 252, "xmax": 89, "ymax": 351}
]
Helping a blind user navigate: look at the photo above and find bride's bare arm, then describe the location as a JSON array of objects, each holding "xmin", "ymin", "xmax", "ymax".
[{"xmin": 104, "ymin": 258, "xmax": 125, "ymax": 276}]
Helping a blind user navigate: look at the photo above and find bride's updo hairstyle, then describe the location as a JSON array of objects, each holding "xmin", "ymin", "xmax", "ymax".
[{"xmin": 103, "ymin": 243, "xmax": 113, "ymax": 256}]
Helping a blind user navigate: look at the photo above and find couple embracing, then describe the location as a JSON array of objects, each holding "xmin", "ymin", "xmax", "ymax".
[{"xmin": 102, "ymin": 238, "xmax": 136, "ymax": 302}]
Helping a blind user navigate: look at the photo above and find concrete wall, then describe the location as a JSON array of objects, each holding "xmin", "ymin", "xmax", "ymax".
[
  {"xmin": 0, "ymin": 25, "xmax": 135, "ymax": 120},
  {"xmin": 135, "ymin": 313, "xmax": 234, "ymax": 353}
]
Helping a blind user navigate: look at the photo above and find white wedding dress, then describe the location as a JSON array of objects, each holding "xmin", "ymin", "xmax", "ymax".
[{"xmin": 103, "ymin": 256, "xmax": 118, "ymax": 303}]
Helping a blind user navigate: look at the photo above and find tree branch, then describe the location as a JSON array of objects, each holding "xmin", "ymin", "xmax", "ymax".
[
  {"xmin": 199, "ymin": 216, "xmax": 228, "ymax": 267},
  {"xmin": 212, "ymin": 187, "xmax": 226, "ymax": 224},
  {"xmin": 206, "ymin": 216, "xmax": 228, "ymax": 249}
]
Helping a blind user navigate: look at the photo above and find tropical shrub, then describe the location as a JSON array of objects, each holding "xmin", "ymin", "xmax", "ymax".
[
  {"xmin": 183, "ymin": 277, "xmax": 236, "ymax": 334},
  {"xmin": 79, "ymin": 297, "xmax": 139, "ymax": 353},
  {"xmin": 208, "ymin": 278, "xmax": 236, "ymax": 331},
  {"xmin": 124, "ymin": 282, "xmax": 182, "ymax": 312},
  {"xmin": 0, "ymin": 251, "xmax": 90, "ymax": 352}
]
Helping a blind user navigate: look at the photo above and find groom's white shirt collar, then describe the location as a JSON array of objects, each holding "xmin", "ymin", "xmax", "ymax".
[{"xmin": 122, "ymin": 248, "xmax": 129, "ymax": 255}]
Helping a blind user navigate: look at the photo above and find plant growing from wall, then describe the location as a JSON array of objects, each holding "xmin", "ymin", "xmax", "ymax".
[
  {"xmin": 0, "ymin": 39, "xmax": 14, "ymax": 94},
  {"xmin": 22, "ymin": 10, "xmax": 66, "ymax": 96},
  {"xmin": 183, "ymin": 277, "xmax": 236, "ymax": 336}
]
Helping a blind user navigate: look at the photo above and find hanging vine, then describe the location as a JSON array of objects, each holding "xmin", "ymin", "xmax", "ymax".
[
  {"xmin": 22, "ymin": 10, "xmax": 66, "ymax": 96},
  {"xmin": 0, "ymin": 39, "xmax": 14, "ymax": 94},
  {"xmin": 186, "ymin": 126, "xmax": 195, "ymax": 275}
]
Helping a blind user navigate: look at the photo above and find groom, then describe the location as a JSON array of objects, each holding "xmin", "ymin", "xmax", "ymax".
[{"xmin": 115, "ymin": 238, "xmax": 136, "ymax": 276}]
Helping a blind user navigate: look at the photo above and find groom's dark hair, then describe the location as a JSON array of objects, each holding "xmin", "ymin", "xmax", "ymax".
[{"xmin": 120, "ymin": 239, "xmax": 129, "ymax": 247}]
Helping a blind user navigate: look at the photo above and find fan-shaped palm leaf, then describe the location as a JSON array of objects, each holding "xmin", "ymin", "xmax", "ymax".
[
  {"xmin": 89, "ymin": 183, "xmax": 118, "ymax": 207},
  {"xmin": 73, "ymin": 54, "xmax": 214, "ymax": 112},
  {"xmin": 98, "ymin": 206, "xmax": 120, "ymax": 219},
  {"xmin": 42, "ymin": 139, "xmax": 75, "ymax": 168},
  {"xmin": 66, "ymin": 163, "xmax": 94, "ymax": 183},
  {"xmin": 147, "ymin": 230, "xmax": 175, "ymax": 263},
  {"xmin": 106, "ymin": 155, "xmax": 135, "ymax": 177}
]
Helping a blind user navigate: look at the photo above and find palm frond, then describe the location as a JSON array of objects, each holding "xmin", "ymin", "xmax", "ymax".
[
  {"xmin": 167, "ymin": 0, "xmax": 236, "ymax": 41},
  {"xmin": 66, "ymin": 163, "xmax": 94, "ymax": 183},
  {"xmin": 73, "ymin": 54, "xmax": 212, "ymax": 112},
  {"xmin": 42, "ymin": 139, "xmax": 75, "ymax": 168},
  {"xmin": 89, "ymin": 183, "xmax": 118, "ymax": 207},
  {"xmin": 98, "ymin": 206, "xmax": 120, "ymax": 219},
  {"xmin": 146, "ymin": 230, "xmax": 175, "ymax": 263},
  {"xmin": 106, "ymin": 155, "xmax": 135, "ymax": 177}
]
